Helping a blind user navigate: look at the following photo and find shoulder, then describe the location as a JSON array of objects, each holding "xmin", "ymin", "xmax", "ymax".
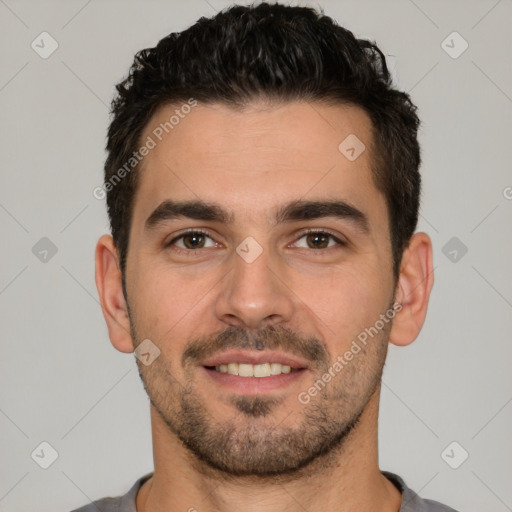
[
  {"xmin": 419, "ymin": 498, "xmax": 460, "ymax": 511},
  {"xmin": 382, "ymin": 471, "xmax": 460, "ymax": 512},
  {"xmin": 402, "ymin": 496, "xmax": 460, "ymax": 512},
  {"xmin": 70, "ymin": 496, "xmax": 121, "ymax": 512},
  {"xmin": 69, "ymin": 472, "xmax": 153, "ymax": 512}
]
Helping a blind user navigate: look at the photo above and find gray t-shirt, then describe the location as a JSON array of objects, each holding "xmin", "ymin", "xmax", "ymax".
[{"xmin": 70, "ymin": 471, "xmax": 459, "ymax": 511}]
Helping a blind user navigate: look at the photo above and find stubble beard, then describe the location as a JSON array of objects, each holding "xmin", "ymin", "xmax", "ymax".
[{"xmin": 131, "ymin": 321, "xmax": 390, "ymax": 479}]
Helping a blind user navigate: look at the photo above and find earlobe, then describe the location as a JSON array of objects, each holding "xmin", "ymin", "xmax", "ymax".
[
  {"xmin": 94, "ymin": 234, "xmax": 134, "ymax": 353},
  {"xmin": 389, "ymin": 232, "xmax": 434, "ymax": 347}
]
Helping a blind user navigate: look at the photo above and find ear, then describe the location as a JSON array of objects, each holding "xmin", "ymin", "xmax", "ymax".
[
  {"xmin": 389, "ymin": 232, "xmax": 434, "ymax": 347},
  {"xmin": 94, "ymin": 234, "xmax": 134, "ymax": 353}
]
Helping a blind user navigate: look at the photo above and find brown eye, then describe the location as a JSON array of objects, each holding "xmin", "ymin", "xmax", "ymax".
[
  {"xmin": 306, "ymin": 232, "xmax": 330, "ymax": 249},
  {"xmin": 167, "ymin": 230, "xmax": 216, "ymax": 250},
  {"xmin": 182, "ymin": 233, "xmax": 206, "ymax": 249},
  {"xmin": 293, "ymin": 231, "xmax": 343, "ymax": 250}
]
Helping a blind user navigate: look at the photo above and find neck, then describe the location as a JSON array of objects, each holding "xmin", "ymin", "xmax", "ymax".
[{"xmin": 137, "ymin": 387, "xmax": 402, "ymax": 512}]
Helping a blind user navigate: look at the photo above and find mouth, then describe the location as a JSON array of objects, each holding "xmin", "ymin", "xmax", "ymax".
[
  {"xmin": 200, "ymin": 350, "xmax": 309, "ymax": 394},
  {"xmin": 205, "ymin": 362, "xmax": 300, "ymax": 377}
]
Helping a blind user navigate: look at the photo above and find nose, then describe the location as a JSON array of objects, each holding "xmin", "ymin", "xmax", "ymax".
[{"xmin": 214, "ymin": 246, "xmax": 295, "ymax": 331}]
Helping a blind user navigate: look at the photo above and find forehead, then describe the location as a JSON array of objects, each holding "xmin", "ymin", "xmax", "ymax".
[{"xmin": 132, "ymin": 100, "xmax": 386, "ymax": 230}]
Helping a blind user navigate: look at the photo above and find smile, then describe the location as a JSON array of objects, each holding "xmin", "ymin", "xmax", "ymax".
[{"xmin": 206, "ymin": 362, "xmax": 298, "ymax": 377}]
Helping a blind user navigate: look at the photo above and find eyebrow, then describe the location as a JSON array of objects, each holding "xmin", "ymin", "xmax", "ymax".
[
  {"xmin": 144, "ymin": 199, "xmax": 370, "ymax": 234},
  {"xmin": 145, "ymin": 200, "xmax": 233, "ymax": 230}
]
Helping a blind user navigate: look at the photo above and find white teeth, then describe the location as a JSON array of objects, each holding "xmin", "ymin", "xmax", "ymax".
[
  {"xmin": 238, "ymin": 363, "xmax": 254, "ymax": 377},
  {"xmin": 213, "ymin": 362, "xmax": 295, "ymax": 377},
  {"xmin": 253, "ymin": 363, "xmax": 271, "ymax": 377},
  {"xmin": 270, "ymin": 363, "xmax": 282, "ymax": 375},
  {"xmin": 227, "ymin": 363, "xmax": 239, "ymax": 375}
]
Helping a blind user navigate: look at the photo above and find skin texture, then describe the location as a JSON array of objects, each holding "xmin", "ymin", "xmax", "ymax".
[{"xmin": 95, "ymin": 100, "xmax": 434, "ymax": 512}]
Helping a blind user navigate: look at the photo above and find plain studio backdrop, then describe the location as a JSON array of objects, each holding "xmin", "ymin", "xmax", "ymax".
[{"xmin": 1, "ymin": 1, "xmax": 511, "ymax": 511}]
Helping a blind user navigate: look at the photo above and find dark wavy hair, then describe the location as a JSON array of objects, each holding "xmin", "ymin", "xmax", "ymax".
[{"xmin": 104, "ymin": 2, "xmax": 421, "ymax": 294}]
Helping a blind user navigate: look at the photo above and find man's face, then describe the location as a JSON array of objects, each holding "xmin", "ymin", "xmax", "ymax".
[{"xmin": 124, "ymin": 100, "xmax": 397, "ymax": 476}]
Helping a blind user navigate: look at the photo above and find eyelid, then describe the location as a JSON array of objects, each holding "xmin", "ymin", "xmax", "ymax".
[
  {"xmin": 164, "ymin": 227, "xmax": 347, "ymax": 251},
  {"xmin": 165, "ymin": 228, "xmax": 217, "ymax": 248},
  {"xmin": 291, "ymin": 227, "xmax": 347, "ymax": 247}
]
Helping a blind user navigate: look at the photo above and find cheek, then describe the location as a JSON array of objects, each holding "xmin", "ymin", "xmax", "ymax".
[
  {"xmin": 297, "ymin": 265, "xmax": 388, "ymax": 346},
  {"xmin": 130, "ymin": 262, "xmax": 217, "ymax": 342}
]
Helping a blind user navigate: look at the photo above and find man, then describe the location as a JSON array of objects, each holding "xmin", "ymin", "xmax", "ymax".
[{"xmin": 73, "ymin": 2, "xmax": 458, "ymax": 511}]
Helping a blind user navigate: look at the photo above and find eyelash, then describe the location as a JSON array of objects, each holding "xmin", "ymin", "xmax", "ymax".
[{"xmin": 165, "ymin": 228, "xmax": 346, "ymax": 254}]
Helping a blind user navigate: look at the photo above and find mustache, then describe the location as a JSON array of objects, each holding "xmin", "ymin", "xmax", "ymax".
[{"xmin": 182, "ymin": 324, "xmax": 329, "ymax": 369}]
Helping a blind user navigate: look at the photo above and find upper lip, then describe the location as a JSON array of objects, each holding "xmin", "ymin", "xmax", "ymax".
[{"xmin": 200, "ymin": 350, "xmax": 310, "ymax": 369}]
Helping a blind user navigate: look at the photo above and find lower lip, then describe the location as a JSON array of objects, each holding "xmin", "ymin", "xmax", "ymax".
[{"xmin": 202, "ymin": 367, "xmax": 307, "ymax": 394}]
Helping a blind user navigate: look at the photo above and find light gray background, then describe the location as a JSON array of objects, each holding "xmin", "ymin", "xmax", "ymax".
[{"xmin": 1, "ymin": 0, "xmax": 511, "ymax": 510}]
